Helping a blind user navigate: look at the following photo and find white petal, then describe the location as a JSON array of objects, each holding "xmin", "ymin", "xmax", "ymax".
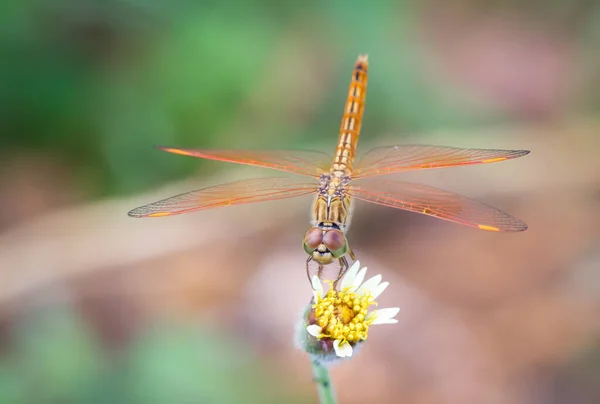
[
  {"xmin": 340, "ymin": 260, "xmax": 361, "ymax": 290},
  {"xmin": 350, "ymin": 267, "xmax": 368, "ymax": 291},
  {"xmin": 311, "ymin": 275, "xmax": 323, "ymax": 301},
  {"xmin": 333, "ymin": 339, "xmax": 353, "ymax": 358},
  {"xmin": 371, "ymin": 318, "xmax": 398, "ymax": 325},
  {"xmin": 306, "ymin": 324, "xmax": 323, "ymax": 337},
  {"xmin": 356, "ymin": 274, "xmax": 382, "ymax": 296},
  {"xmin": 371, "ymin": 281, "xmax": 389, "ymax": 299},
  {"xmin": 367, "ymin": 307, "xmax": 400, "ymax": 325}
]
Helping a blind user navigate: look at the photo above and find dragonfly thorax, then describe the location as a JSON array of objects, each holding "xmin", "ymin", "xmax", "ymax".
[{"xmin": 313, "ymin": 174, "xmax": 352, "ymax": 229}]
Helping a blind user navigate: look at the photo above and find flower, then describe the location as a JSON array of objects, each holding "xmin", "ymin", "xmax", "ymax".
[{"xmin": 302, "ymin": 261, "xmax": 399, "ymax": 360}]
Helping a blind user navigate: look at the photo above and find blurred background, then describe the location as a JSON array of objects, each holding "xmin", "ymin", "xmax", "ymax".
[{"xmin": 1, "ymin": 1, "xmax": 600, "ymax": 403}]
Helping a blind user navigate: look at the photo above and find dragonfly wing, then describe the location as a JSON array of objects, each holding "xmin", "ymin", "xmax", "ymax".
[
  {"xmin": 353, "ymin": 145, "xmax": 529, "ymax": 178},
  {"xmin": 128, "ymin": 177, "xmax": 317, "ymax": 218},
  {"xmin": 157, "ymin": 146, "xmax": 332, "ymax": 178},
  {"xmin": 348, "ymin": 179, "xmax": 527, "ymax": 231}
]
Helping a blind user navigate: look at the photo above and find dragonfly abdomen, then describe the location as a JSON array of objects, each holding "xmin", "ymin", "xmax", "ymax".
[{"xmin": 332, "ymin": 55, "xmax": 369, "ymax": 176}]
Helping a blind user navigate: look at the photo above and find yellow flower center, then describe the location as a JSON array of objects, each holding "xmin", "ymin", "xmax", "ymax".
[{"xmin": 313, "ymin": 283, "xmax": 376, "ymax": 343}]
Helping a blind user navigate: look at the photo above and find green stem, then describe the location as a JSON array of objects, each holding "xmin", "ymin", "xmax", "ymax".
[{"xmin": 311, "ymin": 359, "xmax": 337, "ymax": 404}]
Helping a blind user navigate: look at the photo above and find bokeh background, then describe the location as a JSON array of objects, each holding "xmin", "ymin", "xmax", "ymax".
[{"xmin": 1, "ymin": 1, "xmax": 600, "ymax": 403}]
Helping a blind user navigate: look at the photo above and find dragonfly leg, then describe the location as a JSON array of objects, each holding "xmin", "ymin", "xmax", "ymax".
[
  {"xmin": 306, "ymin": 256, "xmax": 314, "ymax": 284},
  {"xmin": 317, "ymin": 264, "xmax": 325, "ymax": 279},
  {"xmin": 333, "ymin": 256, "xmax": 349, "ymax": 289},
  {"xmin": 348, "ymin": 246, "xmax": 356, "ymax": 261}
]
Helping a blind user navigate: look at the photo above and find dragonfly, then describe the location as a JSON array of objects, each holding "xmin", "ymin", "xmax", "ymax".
[{"xmin": 128, "ymin": 54, "xmax": 529, "ymax": 284}]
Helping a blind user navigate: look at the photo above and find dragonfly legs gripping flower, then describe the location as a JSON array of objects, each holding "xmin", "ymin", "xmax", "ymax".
[
  {"xmin": 332, "ymin": 247, "xmax": 356, "ymax": 283},
  {"xmin": 305, "ymin": 257, "xmax": 327, "ymax": 285},
  {"xmin": 306, "ymin": 255, "xmax": 342, "ymax": 289},
  {"xmin": 332, "ymin": 257, "xmax": 349, "ymax": 289},
  {"xmin": 307, "ymin": 247, "xmax": 358, "ymax": 290}
]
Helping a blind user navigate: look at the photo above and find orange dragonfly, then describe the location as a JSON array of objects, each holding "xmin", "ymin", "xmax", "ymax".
[{"xmin": 128, "ymin": 54, "xmax": 529, "ymax": 283}]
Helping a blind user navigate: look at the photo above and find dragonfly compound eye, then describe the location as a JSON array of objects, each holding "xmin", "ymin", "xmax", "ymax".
[
  {"xmin": 322, "ymin": 229, "xmax": 348, "ymax": 258},
  {"xmin": 303, "ymin": 227, "xmax": 324, "ymax": 254}
]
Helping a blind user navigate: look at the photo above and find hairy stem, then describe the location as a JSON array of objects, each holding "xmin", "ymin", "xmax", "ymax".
[{"xmin": 311, "ymin": 359, "xmax": 337, "ymax": 404}]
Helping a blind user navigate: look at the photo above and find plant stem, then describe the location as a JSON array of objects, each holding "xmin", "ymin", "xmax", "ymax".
[{"xmin": 311, "ymin": 359, "xmax": 337, "ymax": 404}]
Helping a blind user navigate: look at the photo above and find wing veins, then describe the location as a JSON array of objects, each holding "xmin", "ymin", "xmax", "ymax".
[
  {"xmin": 128, "ymin": 177, "xmax": 317, "ymax": 218},
  {"xmin": 157, "ymin": 146, "xmax": 331, "ymax": 178},
  {"xmin": 348, "ymin": 179, "xmax": 527, "ymax": 232},
  {"xmin": 354, "ymin": 145, "xmax": 529, "ymax": 178}
]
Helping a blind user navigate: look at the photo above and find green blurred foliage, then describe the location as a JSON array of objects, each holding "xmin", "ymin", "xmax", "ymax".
[
  {"xmin": 0, "ymin": 309, "xmax": 305, "ymax": 404},
  {"xmin": 0, "ymin": 0, "xmax": 280, "ymax": 196}
]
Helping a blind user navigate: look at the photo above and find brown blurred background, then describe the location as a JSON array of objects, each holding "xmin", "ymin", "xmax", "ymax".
[{"xmin": 1, "ymin": 1, "xmax": 600, "ymax": 403}]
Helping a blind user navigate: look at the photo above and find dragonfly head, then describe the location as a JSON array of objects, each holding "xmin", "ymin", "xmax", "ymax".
[{"xmin": 303, "ymin": 226, "xmax": 348, "ymax": 265}]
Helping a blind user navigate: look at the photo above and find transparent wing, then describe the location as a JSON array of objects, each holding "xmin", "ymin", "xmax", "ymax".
[
  {"xmin": 353, "ymin": 145, "xmax": 529, "ymax": 179},
  {"xmin": 128, "ymin": 177, "xmax": 317, "ymax": 218},
  {"xmin": 348, "ymin": 179, "xmax": 527, "ymax": 232},
  {"xmin": 157, "ymin": 146, "xmax": 331, "ymax": 178}
]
